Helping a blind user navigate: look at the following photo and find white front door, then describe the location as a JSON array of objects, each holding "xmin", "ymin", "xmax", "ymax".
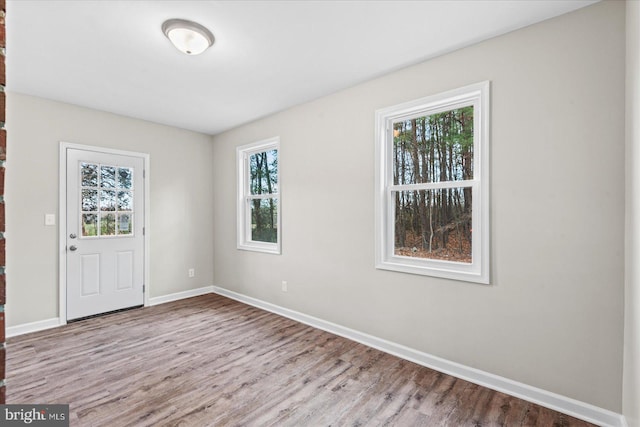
[{"xmin": 66, "ymin": 148, "xmax": 145, "ymax": 320}]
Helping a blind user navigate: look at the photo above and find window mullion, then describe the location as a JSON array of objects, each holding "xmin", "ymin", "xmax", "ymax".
[
  {"xmin": 247, "ymin": 193, "xmax": 275, "ymax": 201},
  {"xmin": 390, "ymin": 180, "xmax": 475, "ymax": 192}
]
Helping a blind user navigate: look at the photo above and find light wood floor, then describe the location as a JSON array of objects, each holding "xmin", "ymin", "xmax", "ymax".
[{"xmin": 7, "ymin": 294, "xmax": 594, "ymax": 426}]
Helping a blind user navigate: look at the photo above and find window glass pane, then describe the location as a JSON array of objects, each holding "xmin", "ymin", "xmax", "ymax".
[
  {"xmin": 118, "ymin": 191, "xmax": 133, "ymax": 211},
  {"xmin": 81, "ymin": 163, "xmax": 98, "ymax": 187},
  {"xmin": 100, "ymin": 213, "xmax": 116, "ymax": 236},
  {"xmin": 393, "ymin": 106, "xmax": 474, "ymax": 185},
  {"xmin": 250, "ymin": 198, "xmax": 278, "ymax": 243},
  {"xmin": 118, "ymin": 213, "xmax": 132, "ymax": 235},
  {"xmin": 82, "ymin": 214, "xmax": 98, "ymax": 237},
  {"xmin": 100, "ymin": 190, "xmax": 116, "ymax": 211},
  {"xmin": 81, "ymin": 189, "xmax": 98, "ymax": 211},
  {"xmin": 393, "ymin": 187, "xmax": 472, "ymax": 263},
  {"xmin": 100, "ymin": 166, "xmax": 116, "ymax": 188},
  {"xmin": 118, "ymin": 167, "xmax": 133, "ymax": 189},
  {"xmin": 249, "ymin": 149, "xmax": 278, "ymax": 195}
]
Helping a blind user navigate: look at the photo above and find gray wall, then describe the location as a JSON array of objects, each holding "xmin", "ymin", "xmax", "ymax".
[
  {"xmin": 212, "ymin": 1, "xmax": 625, "ymax": 411},
  {"xmin": 6, "ymin": 94, "xmax": 215, "ymax": 326},
  {"xmin": 625, "ymin": 0, "xmax": 640, "ymax": 425}
]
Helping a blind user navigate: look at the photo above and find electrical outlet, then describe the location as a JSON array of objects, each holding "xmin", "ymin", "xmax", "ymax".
[
  {"xmin": 282, "ymin": 281, "xmax": 288, "ymax": 292},
  {"xmin": 188, "ymin": 268, "xmax": 195, "ymax": 278}
]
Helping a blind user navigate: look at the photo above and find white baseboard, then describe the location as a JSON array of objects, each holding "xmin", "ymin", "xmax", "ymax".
[
  {"xmin": 6, "ymin": 286, "xmax": 215, "ymax": 337},
  {"xmin": 4, "ymin": 287, "xmax": 627, "ymax": 426},
  {"xmin": 6, "ymin": 318, "xmax": 62, "ymax": 338},
  {"xmin": 148, "ymin": 286, "xmax": 215, "ymax": 306},
  {"xmin": 621, "ymin": 415, "xmax": 630, "ymax": 427},
  {"xmin": 211, "ymin": 286, "xmax": 626, "ymax": 427}
]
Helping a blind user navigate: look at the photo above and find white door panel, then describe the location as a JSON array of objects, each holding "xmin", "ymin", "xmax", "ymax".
[
  {"xmin": 66, "ymin": 148, "xmax": 144, "ymax": 320},
  {"xmin": 116, "ymin": 251, "xmax": 134, "ymax": 290},
  {"xmin": 80, "ymin": 254, "xmax": 100, "ymax": 296}
]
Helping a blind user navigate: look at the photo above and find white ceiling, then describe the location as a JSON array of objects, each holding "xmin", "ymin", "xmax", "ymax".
[{"xmin": 6, "ymin": 0, "xmax": 597, "ymax": 135}]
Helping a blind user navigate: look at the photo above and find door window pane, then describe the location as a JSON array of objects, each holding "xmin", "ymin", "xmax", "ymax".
[
  {"xmin": 82, "ymin": 189, "xmax": 98, "ymax": 211},
  {"xmin": 81, "ymin": 163, "xmax": 98, "ymax": 187},
  {"xmin": 82, "ymin": 214, "xmax": 98, "ymax": 237},
  {"xmin": 80, "ymin": 162, "xmax": 136, "ymax": 238},
  {"xmin": 118, "ymin": 168, "xmax": 133, "ymax": 189},
  {"xmin": 100, "ymin": 213, "xmax": 116, "ymax": 236},
  {"xmin": 100, "ymin": 166, "xmax": 116, "ymax": 188},
  {"xmin": 117, "ymin": 191, "xmax": 133, "ymax": 211},
  {"xmin": 118, "ymin": 213, "xmax": 132, "ymax": 235},
  {"xmin": 100, "ymin": 190, "xmax": 116, "ymax": 211}
]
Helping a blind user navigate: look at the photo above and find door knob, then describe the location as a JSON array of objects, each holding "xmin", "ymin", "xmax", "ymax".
[
  {"xmin": 69, "ymin": 245, "xmax": 78, "ymax": 251},
  {"xmin": 69, "ymin": 233, "xmax": 77, "ymax": 239}
]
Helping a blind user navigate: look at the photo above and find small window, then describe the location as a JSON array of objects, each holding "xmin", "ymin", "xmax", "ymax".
[
  {"xmin": 237, "ymin": 137, "xmax": 281, "ymax": 254},
  {"xmin": 375, "ymin": 82, "xmax": 490, "ymax": 283},
  {"xmin": 80, "ymin": 162, "xmax": 134, "ymax": 238}
]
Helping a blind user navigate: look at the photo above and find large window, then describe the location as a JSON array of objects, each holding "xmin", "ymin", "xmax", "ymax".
[
  {"xmin": 375, "ymin": 82, "xmax": 489, "ymax": 283},
  {"xmin": 237, "ymin": 137, "xmax": 281, "ymax": 254}
]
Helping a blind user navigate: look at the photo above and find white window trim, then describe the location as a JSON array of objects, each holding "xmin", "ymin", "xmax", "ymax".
[
  {"xmin": 237, "ymin": 137, "xmax": 281, "ymax": 254},
  {"xmin": 374, "ymin": 81, "xmax": 490, "ymax": 284}
]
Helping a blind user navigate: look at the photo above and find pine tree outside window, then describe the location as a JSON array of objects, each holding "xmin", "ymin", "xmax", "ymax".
[
  {"xmin": 237, "ymin": 137, "xmax": 281, "ymax": 254},
  {"xmin": 375, "ymin": 82, "xmax": 490, "ymax": 283}
]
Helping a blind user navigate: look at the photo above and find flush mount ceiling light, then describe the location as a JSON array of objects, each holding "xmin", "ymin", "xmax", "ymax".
[{"xmin": 162, "ymin": 19, "xmax": 214, "ymax": 55}]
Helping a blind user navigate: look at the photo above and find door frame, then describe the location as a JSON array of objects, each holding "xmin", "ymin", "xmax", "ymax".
[{"xmin": 59, "ymin": 142, "xmax": 151, "ymax": 324}]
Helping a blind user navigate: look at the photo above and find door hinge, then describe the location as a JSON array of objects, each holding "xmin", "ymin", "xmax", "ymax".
[
  {"xmin": 143, "ymin": 284, "xmax": 145, "ymax": 293},
  {"xmin": 143, "ymin": 169, "xmax": 146, "ymax": 179},
  {"xmin": 143, "ymin": 227, "xmax": 145, "ymax": 235}
]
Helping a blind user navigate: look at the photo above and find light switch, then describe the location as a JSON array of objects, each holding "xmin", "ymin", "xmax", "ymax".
[{"xmin": 45, "ymin": 214, "xmax": 56, "ymax": 226}]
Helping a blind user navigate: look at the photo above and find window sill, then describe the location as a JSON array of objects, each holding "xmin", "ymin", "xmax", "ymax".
[{"xmin": 376, "ymin": 257, "xmax": 489, "ymax": 284}]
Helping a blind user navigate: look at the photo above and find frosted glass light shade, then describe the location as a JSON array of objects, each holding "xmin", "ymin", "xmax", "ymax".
[{"xmin": 162, "ymin": 19, "xmax": 214, "ymax": 55}]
